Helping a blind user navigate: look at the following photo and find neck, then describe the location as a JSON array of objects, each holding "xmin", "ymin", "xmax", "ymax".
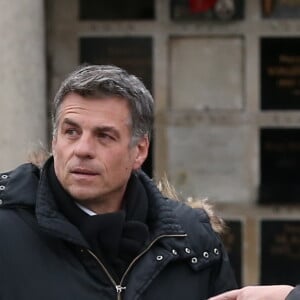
[
  {"xmin": 75, "ymin": 198, "xmax": 123, "ymax": 215},
  {"xmin": 74, "ymin": 184, "xmax": 127, "ymax": 214}
]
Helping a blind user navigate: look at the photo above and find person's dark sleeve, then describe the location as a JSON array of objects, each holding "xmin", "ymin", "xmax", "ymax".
[{"xmin": 286, "ymin": 285, "xmax": 300, "ymax": 300}]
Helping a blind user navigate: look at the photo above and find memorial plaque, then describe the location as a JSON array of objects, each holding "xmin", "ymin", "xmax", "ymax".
[
  {"xmin": 80, "ymin": 37, "xmax": 153, "ymax": 176},
  {"xmin": 171, "ymin": 0, "xmax": 244, "ymax": 21},
  {"xmin": 259, "ymin": 128, "xmax": 300, "ymax": 204},
  {"xmin": 261, "ymin": 37, "xmax": 300, "ymax": 110},
  {"xmin": 79, "ymin": 0, "xmax": 154, "ymax": 20},
  {"xmin": 222, "ymin": 220, "xmax": 243, "ymax": 287},
  {"xmin": 260, "ymin": 220, "xmax": 300, "ymax": 285},
  {"xmin": 262, "ymin": 0, "xmax": 300, "ymax": 19}
]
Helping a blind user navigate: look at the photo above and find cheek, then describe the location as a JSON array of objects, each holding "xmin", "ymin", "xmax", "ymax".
[
  {"xmin": 53, "ymin": 145, "xmax": 70, "ymax": 171},
  {"xmin": 52, "ymin": 137, "xmax": 64, "ymax": 157},
  {"xmin": 106, "ymin": 149, "xmax": 135, "ymax": 169},
  {"xmin": 53, "ymin": 137, "xmax": 72, "ymax": 156}
]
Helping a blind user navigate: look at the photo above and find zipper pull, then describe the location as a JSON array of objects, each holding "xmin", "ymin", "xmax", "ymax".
[{"xmin": 116, "ymin": 285, "xmax": 126, "ymax": 294}]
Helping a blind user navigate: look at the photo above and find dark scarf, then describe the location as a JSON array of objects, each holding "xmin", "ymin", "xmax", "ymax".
[{"xmin": 47, "ymin": 161, "xmax": 149, "ymax": 280}]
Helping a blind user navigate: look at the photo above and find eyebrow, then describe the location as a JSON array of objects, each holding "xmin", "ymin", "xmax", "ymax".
[{"xmin": 62, "ymin": 118, "xmax": 78, "ymax": 128}]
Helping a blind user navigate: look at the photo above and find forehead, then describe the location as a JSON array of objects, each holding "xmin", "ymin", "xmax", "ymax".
[{"xmin": 57, "ymin": 93, "xmax": 132, "ymax": 126}]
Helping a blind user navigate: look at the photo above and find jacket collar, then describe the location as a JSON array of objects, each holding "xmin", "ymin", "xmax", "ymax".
[
  {"xmin": 0, "ymin": 157, "xmax": 187, "ymax": 247},
  {"xmin": 136, "ymin": 170, "xmax": 187, "ymax": 238}
]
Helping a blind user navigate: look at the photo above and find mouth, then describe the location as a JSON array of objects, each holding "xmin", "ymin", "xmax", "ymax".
[{"xmin": 70, "ymin": 167, "xmax": 99, "ymax": 177}]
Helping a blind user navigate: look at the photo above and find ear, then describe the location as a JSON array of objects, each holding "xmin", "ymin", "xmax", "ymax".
[{"xmin": 132, "ymin": 136, "xmax": 150, "ymax": 170}]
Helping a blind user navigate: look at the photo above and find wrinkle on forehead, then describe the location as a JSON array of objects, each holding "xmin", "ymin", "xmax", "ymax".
[{"xmin": 57, "ymin": 97, "xmax": 132, "ymax": 127}]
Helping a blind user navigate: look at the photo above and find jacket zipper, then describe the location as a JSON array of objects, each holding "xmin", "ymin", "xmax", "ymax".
[{"xmin": 86, "ymin": 233, "xmax": 187, "ymax": 300}]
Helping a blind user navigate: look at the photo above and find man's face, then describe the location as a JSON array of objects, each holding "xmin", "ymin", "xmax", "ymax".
[{"xmin": 52, "ymin": 93, "xmax": 149, "ymax": 213}]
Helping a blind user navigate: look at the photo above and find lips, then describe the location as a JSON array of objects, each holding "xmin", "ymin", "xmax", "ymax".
[{"xmin": 70, "ymin": 167, "xmax": 99, "ymax": 176}]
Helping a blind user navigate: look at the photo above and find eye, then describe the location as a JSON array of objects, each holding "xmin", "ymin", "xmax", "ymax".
[
  {"xmin": 97, "ymin": 132, "xmax": 115, "ymax": 141},
  {"xmin": 65, "ymin": 128, "xmax": 79, "ymax": 137}
]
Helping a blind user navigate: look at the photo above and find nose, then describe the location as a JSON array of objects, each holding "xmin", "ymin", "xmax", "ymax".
[{"xmin": 73, "ymin": 133, "xmax": 96, "ymax": 159}]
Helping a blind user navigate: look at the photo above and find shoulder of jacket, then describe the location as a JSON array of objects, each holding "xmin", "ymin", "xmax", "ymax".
[
  {"xmin": 0, "ymin": 162, "xmax": 40, "ymax": 178},
  {"xmin": 137, "ymin": 170, "xmax": 225, "ymax": 234},
  {"xmin": 136, "ymin": 171, "xmax": 226, "ymax": 258},
  {"xmin": 164, "ymin": 198, "xmax": 226, "ymax": 264},
  {"xmin": 186, "ymin": 199, "xmax": 225, "ymax": 234},
  {"xmin": 0, "ymin": 163, "xmax": 41, "ymax": 208},
  {"xmin": 169, "ymin": 199, "xmax": 212, "ymax": 229}
]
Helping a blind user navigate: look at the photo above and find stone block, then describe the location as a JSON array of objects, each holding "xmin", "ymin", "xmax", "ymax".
[
  {"xmin": 170, "ymin": 37, "xmax": 244, "ymax": 110},
  {"xmin": 168, "ymin": 123, "xmax": 252, "ymax": 203}
]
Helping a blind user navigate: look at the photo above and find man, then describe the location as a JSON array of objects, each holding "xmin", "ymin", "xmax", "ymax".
[
  {"xmin": 209, "ymin": 285, "xmax": 299, "ymax": 299},
  {"xmin": 0, "ymin": 64, "xmax": 236, "ymax": 299}
]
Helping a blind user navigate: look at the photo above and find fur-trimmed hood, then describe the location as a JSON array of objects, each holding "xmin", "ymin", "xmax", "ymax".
[{"xmin": 157, "ymin": 175, "xmax": 225, "ymax": 234}]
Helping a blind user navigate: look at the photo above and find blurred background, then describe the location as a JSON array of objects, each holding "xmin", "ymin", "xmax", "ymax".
[{"xmin": 1, "ymin": 0, "xmax": 300, "ymax": 289}]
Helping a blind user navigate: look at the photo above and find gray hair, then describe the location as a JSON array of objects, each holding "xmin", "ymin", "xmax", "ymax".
[{"xmin": 52, "ymin": 64, "xmax": 154, "ymax": 145}]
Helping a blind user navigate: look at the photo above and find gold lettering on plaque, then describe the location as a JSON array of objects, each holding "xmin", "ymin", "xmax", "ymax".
[
  {"xmin": 266, "ymin": 54, "xmax": 300, "ymax": 97},
  {"xmin": 270, "ymin": 223, "xmax": 300, "ymax": 260}
]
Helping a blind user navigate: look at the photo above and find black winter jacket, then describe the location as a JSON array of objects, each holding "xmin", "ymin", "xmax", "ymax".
[{"xmin": 0, "ymin": 161, "xmax": 237, "ymax": 300}]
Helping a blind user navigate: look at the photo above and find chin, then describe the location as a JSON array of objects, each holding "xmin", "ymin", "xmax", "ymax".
[{"xmin": 68, "ymin": 187, "xmax": 98, "ymax": 202}]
